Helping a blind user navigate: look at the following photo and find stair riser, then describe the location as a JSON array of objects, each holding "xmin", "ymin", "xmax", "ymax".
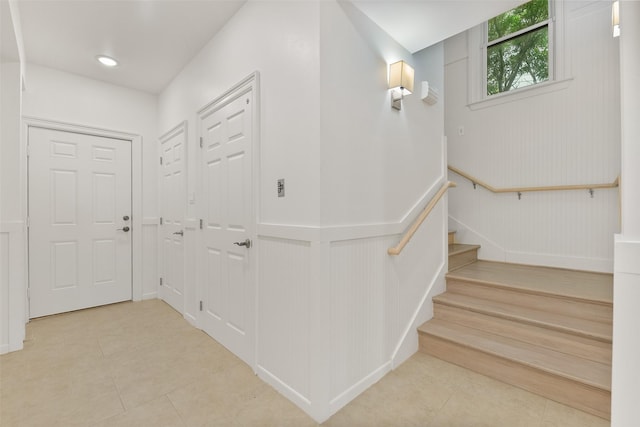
[
  {"xmin": 446, "ymin": 279, "xmax": 613, "ymax": 324},
  {"xmin": 449, "ymin": 250, "xmax": 478, "ymax": 271},
  {"xmin": 434, "ymin": 303, "xmax": 612, "ymax": 365},
  {"xmin": 419, "ymin": 333, "xmax": 611, "ymax": 420}
]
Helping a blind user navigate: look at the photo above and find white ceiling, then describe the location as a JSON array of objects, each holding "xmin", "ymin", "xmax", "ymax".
[
  {"xmin": 11, "ymin": 0, "xmax": 247, "ymax": 94},
  {"xmin": 3, "ymin": 0, "xmax": 527, "ymax": 95},
  {"xmin": 351, "ymin": 0, "xmax": 529, "ymax": 53}
]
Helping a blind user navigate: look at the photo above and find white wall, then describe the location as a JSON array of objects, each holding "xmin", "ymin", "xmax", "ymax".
[
  {"xmin": 445, "ymin": 1, "xmax": 621, "ymax": 272},
  {"xmin": 158, "ymin": 0, "xmax": 446, "ymax": 422},
  {"xmin": 612, "ymin": 1, "xmax": 640, "ymax": 425},
  {"xmin": 1, "ymin": 61, "xmax": 25, "ymax": 354}
]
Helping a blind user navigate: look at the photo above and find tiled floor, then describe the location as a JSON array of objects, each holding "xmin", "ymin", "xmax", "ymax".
[{"xmin": 0, "ymin": 300, "xmax": 610, "ymax": 427}]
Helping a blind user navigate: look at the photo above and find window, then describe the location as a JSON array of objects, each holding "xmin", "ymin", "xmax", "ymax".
[{"xmin": 486, "ymin": 0, "xmax": 551, "ymax": 96}]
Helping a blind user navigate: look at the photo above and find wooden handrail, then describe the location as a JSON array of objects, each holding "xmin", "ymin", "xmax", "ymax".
[
  {"xmin": 448, "ymin": 165, "xmax": 619, "ymax": 194},
  {"xmin": 388, "ymin": 181, "xmax": 457, "ymax": 256}
]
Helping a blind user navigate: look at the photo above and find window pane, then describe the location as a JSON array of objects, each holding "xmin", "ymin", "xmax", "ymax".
[
  {"xmin": 487, "ymin": 26, "xmax": 548, "ymax": 95},
  {"xmin": 488, "ymin": 0, "xmax": 548, "ymax": 42}
]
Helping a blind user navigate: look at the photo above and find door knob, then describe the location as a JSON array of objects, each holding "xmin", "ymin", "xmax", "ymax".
[
  {"xmin": 123, "ymin": 215, "xmax": 130, "ymax": 221},
  {"xmin": 173, "ymin": 230, "xmax": 184, "ymax": 236},
  {"xmin": 233, "ymin": 238, "xmax": 252, "ymax": 248},
  {"xmin": 117, "ymin": 226, "xmax": 130, "ymax": 232}
]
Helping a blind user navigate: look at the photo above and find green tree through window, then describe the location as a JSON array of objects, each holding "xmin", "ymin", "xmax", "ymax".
[{"xmin": 487, "ymin": 0, "xmax": 549, "ymax": 95}]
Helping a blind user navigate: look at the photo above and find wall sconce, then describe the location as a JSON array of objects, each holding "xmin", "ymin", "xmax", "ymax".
[
  {"xmin": 388, "ymin": 60, "xmax": 414, "ymax": 110},
  {"xmin": 612, "ymin": 0, "xmax": 620, "ymax": 37},
  {"xmin": 421, "ymin": 81, "xmax": 439, "ymax": 105}
]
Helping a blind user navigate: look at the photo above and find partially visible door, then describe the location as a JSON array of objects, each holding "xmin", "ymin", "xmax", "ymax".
[
  {"xmin": 28, "ymin": 127, "xmax": 132, "ymax": 318},
  {"xmin": 159, "ymin": 124, "xmax": 186, "ymax": 313},
  {"xmin": 199, "ymin": 80, "xmax": 255, "ymax": 366}
]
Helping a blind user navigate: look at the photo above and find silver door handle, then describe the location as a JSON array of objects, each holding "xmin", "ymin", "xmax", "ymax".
[
  {"xmin": 173, "ymin": 230, "xmax": 184, "ymax": 236},
  {"xmin": 117, "ymin": 226, "xmax": 130, "ymax": 232},
  {"xmin": 233, "ymin": 238, "xmax": 252, "ymax": 248}
]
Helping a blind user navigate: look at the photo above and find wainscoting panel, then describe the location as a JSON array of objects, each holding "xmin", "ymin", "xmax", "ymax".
[
  {"xmin": 0, "ymin": 221, "xmax": 26, "ymax": 354},
  {"xmin": 1, "ymin": 231, "xmax": 10, "ymax": 354},
  {"xmin": 328, "ymin": 235, "xmax": 396, "ymax": 403},
  {"xmin": 257, "ymin": 236, "xmax": 312, "ymax": 403}
]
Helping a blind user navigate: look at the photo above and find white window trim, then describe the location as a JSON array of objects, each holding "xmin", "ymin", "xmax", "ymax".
[{"xmin": 468, "ymin": 0, "xmax": 570, "ymax": 109}]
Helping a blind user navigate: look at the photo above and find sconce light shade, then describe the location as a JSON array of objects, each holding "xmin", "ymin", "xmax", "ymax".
[
  {"xmin": 389, "ymin": 60, "xmax": 414, "ymax": 110},
  {"xmin": 612, "ymin": 1, "xmax": 620, "ymax": 37},
  {"xmin": 388, "ymin": 60, "xmax": 415, "ymax": 95}
]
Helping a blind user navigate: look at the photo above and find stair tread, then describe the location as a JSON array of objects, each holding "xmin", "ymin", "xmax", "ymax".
[
  {"xmin": 448, "ymin": 244, "xmax": 481, "ymax": 256},
  {"xmin": 447, "ymin": 261, "xmax": 612, "ymax": 304},
  {"xmin": 419, "ymin": 319, "xmax": 611, "ymax": 391},
  {"xmin": 434, "ymin": 292, "xmax": 612, "ymax": 341}
]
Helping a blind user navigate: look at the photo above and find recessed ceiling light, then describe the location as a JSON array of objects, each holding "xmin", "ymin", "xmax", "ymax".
[{"xmin": 96, "ymin": 55, "xmax": 118, "ymax": 67}]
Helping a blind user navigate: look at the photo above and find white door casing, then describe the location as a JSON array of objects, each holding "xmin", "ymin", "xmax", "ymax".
[
  {"xmin": 199, "ymin": 74, "xmax": 258, "ymax": 367},
  {"xmin": 28, "ymin": 126, "xmax": 132, "ymax": 318},
  {"xmin": 159, "ymin": 123, "xmax": 187, "ymax": 314}
]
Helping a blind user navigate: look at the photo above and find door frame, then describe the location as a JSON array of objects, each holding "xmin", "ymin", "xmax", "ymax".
[
  {"xmin": 196, "ymin": 72, "xmax": 260, "ymax": 370},
  {"xmin": 23, "ymin": 116, "xmax": 143, "ymax": 319},
  {"xmin": 157, "ymin": 121, "xmax": 188, "ymax": 314}
]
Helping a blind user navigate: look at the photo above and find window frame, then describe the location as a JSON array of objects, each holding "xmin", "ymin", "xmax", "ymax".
[
  {"xmin": 483, "ymin": 0, "xmax": 554, "ymax": 97},
  {"xmin": 467, "ymin": 0, "xmax": 569, "ymax": 109}
]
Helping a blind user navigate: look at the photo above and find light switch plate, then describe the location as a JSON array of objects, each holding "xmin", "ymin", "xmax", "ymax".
[{"xmin": 277, "ymin": 179, "xmax": 285, "ymax": 197}]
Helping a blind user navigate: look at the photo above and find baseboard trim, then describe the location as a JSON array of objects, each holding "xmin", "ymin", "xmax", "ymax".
[
  {"xmin": 0, "ymin": 344, "xmax": 9, "ymax": 355},
  {"xmin": 328, "ymin": 361, "xmax": 392, "ymax": 414},
  {"xmin": 256, "ymin": 365, "xmax": 313, "ymax": 416},
  {"xmin": 142, "ymin": 292, "xmax": 157, "ymax": 300}
]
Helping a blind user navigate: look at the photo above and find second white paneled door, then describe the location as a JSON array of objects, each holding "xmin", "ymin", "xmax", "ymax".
[
  {"xmin": 159, "ymin": 123, "xmax": 186, "ymax": 314},
  {"xmin": 28, "ymin": 127, "xmax": 132, "ymax": 318},
  {"xmin": 199, "ymin": 76, "xmax": 256, "ymax": 367}
]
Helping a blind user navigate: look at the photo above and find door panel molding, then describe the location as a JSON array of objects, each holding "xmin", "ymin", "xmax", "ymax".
[
  {"xmin": 23, "ymin": 117, "xmax": 143, "ymax": 317},
  {"xmin": 197, "ymin": 72, "xmax": 260, "ymax": 370},
  {"xmin": 158, "ymin": 120, "xmax": 187, "ymax": 314}
]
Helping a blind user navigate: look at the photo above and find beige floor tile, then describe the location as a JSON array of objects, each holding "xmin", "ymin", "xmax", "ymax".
[
  {"xmin": 428, "ymin": 389, "xmax": 542, "ymax": 427},
  {"xmin": 231, "ymin": 388, "xmax": 318, "ymax": 427},
  {"xmin": 94, "ymin": 395, "xmax": 185, "ymax": 427},
  {"xmin": 168, "ymin": 363, "xmax": 268, "ymax": 427}
]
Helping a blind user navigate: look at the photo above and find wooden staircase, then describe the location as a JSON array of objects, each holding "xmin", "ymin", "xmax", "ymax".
[{"xmin": 419, "ymin": 231, "xmax": 613, "ymax": 419}]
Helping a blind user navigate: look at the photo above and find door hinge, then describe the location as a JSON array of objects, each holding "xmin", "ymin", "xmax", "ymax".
[
  {"xmin": 160, "ymin": 277, "xmax": 163, "ymax": 286},
  {"xmin": 27, "ymin": 287, "xmax": 30, "ymax": 300},
  {"xmin": 160, "ymin": 156, "xmax": 163, "ymax": 165},
  {"xmin": 199, "ymin": 137, "xmax": 203, "ymax": 148},
  {"xmin": 159, "ymin": 217, "xmax": 163, "ymax": 225},
  {"xmin": 26, "ymin": 217, "xmax": 30, "ymax": 228},
  {"xmin": 199, "ymin": 219, "xmax": 203, "ymax": 230},
  {"xmin": 199, "ymin": 301, "xmax": 203, "ymax": 311},
  {"xmin": 26, "ymin": 146, "xmax": 30, "ymax": 157}
]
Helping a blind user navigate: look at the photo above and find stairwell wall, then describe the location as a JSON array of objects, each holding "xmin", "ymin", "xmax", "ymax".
[{"xmin": 445, "ymin": 1, "xmax": 621, "ymax": 272}]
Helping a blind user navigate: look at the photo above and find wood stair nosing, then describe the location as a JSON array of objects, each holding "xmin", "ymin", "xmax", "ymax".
[
  {"xmin": 420, "ymin": 329, "xmax": 611, "ymax": 420},
  {"xmin": 433, "ymin": 292, "xmax": 612, "ymax": 343},
  {"xmin": 433, "ymin": 303, "xmax": 612, "ymax": 365},
  {"xmin": 445, "ymin": 278, "xmax": 613, "ymax": 324}
]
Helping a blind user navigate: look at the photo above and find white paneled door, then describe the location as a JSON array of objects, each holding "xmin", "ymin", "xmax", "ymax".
[
  {"xmin": 159, "ymin": 124, "xmax": 186, "ymax": 314},
  {"xmin": 199, "ymin": 79, "xmax": 255, "ymax": 366},
  {"xmin": 28, "ymin": 127, "xmax": 132, "ymax": 318}
]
